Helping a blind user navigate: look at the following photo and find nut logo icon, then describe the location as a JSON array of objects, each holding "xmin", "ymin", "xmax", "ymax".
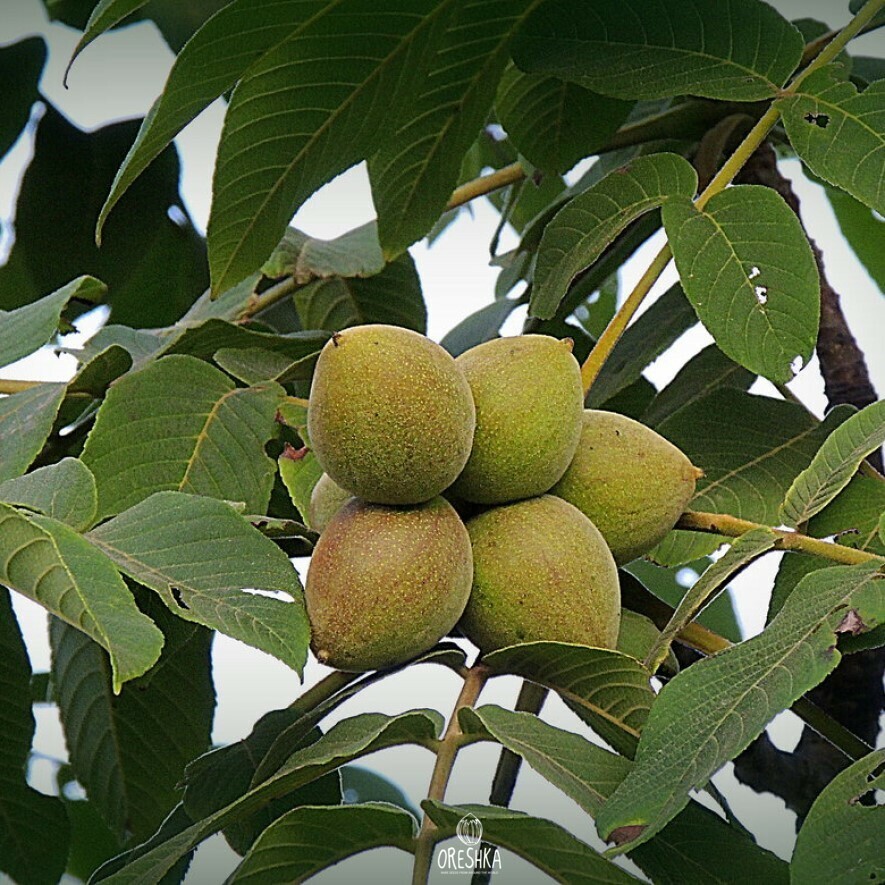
[{"xmin": 456, "ymin": 813, "xmax": 483, "ymax": 846}]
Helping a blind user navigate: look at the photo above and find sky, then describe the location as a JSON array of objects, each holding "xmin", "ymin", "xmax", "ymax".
[{"xmin": 0, "ymin": 1, "xmax": 883, "ymax": 882}]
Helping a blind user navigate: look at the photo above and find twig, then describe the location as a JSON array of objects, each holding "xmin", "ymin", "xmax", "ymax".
[
  {"xmin": 412, "ymin": 665, "xmax": 490, "ymax": 885},
  {"xmin": 0, "ymin": 379, "xmax": 41, "ymax": 395}
]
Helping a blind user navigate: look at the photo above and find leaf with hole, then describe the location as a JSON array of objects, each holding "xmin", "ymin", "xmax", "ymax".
[
  {"xmin": 532, "ymin": 153, "xmax": 697, "ymax": 319},
  {"xmin": 512, "ymin": 0, "xmax": 803, "ymax": 101},
  {"xmin": 596, "ymin": 561, "xmax": 885, "ymax": 852},
  {"xmin": 781, "ymin": 399, "xmax": 885, "ymax": 527},
  {"xmin": 87, "ymin": 491, "xmax": 310, "ymax": 676},
  {"xmin": 777, "ymin": 66, "xmax": 885, "ymax": 215},
  {"xmin": 663, "ymin": 185, "xmax": 820, "ymax": 382},
  {"xmin": 81, "ymin": 354, "xmax": 283, "ymax": 519},
  {"xmin": 791, "ymin": 748, "xmax": 885, "ymax": 883},
  {"xmin": 461, "ymin": 705, "xmax": 789, "ymax": 885}
]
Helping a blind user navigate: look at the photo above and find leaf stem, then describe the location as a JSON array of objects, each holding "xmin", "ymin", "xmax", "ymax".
[
  {"xmin": 236, "ymin": 277, "xmax": 299, "ymax": 322},
  {"xmin": 677, "ymin": 510, "xmax": 883, "ymax": 566},
  {"xmin": 0, "ymin": 379, "xmax": 42, "ymax": 395},
  {"xmin": 412, "ymin": 664, "xmax": 490, "ymax": 885}
]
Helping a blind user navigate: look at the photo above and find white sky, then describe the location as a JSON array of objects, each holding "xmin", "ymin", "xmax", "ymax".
[{"xmin": 1, "ymin": 1, "xmax": 883, "ymax": 881}]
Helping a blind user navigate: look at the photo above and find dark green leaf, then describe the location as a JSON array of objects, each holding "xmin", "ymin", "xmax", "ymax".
[
  {"xmin": 586, "ymin": 284, "xmax": 696, "ymax": 408},
  {"xmin": 68, "ymin": 344, "xmax": 134, "ymax": 399},
  {"xmin": 75, "ymin": 326, "xmax": 161, "ymax": 366},
  {"xmin": 0, "ymin": 507, "xmax": 163, "ymax": 690},
  {"xmin": 0, "ymin": 589, "xmax": 70, "ymax": 885},
  {"xmin": 440, "ymin": 297, "xmax": 523, "ymax": 357},
  {"xmin": 341, "ymin": 766, "xmax": 419, "ymax": 819},
  {"xmin": 67, "ymin": 0, "xmax": 150, "ymax": 73},
  {"xmin": 825, "ymin": 185, "xmax": 885, "ymax": 290},
  {"xmin": 0, "ymin": 37, "xmax": 46, "ymax": 161},
  {"xmin": 63, "ymin": 796, "xmax": 121, "ymax": 882},
  {"xmin": 0, "ymin": 457, "xmax": 97, "ymax": 530},
  {"xmin": 423, "ymin": 801, "xmax": 640, "ymax": 883},
  {"xmin": 496, "ymin": 64, "xmax": 632, "ymax": 174},
  {"xmin": 96, "ymin": 0, "xmax": 331, "ymax": 237},
  {"xmin": 792, "ymin": 748, "xmax": 885, "ymax": 883},
  {"xmin": 0, "ymin": 109, "xmax": 207, "ymax": 326},
  {"xmin": 597, "ymin": 561, "xmax": 885, "ymax": 852},
  {"xmin": 0, "ymin": 382, "xmax": 66, "ymax": 483},
  {"xmin": 92, "ymin": 710, "xmax": 443, "ymax": 883},
  {"xmin": 207, "ymin": 0, "xmax": 455, "ymax": 293},
  {"xmin": 462, "ymin": 705, "xmax": 789, "ymax": 885},
  {"xmin": 532, "ymin": 153, "xmax": 697, "ymax": 319},
  {"xmin": 50, "ymin": 590, "xmax": 214, "ymax": 841},
  {"xmin": 512, "ymin": 0, "xmax": 803, "ymax": 101},
  {"xmin": 279, "ymin": 448, "xmax": 323, "ymax": 525},
  {"xmin": 777, "ymin": 66, "xmax": 885, "ymax": 214},
  {"xmin": 369, "ymin": 0, "xmax": 546, "ymax": 257},
  {"xmin": 663, "ymin": 186, "xmax": 820, "ymax": 382},
  {"xmin": 293, "ymin": 253, "xmax": 426, "ymax": 333},
  {"xmin": 87, "ymin": 491, "xmax": 310, "ymax": 675},
  {"xmin": 643, "ymin": 345, "xmax": 755, "ymax": 427},
  {"xmin": 482, "ymin": 641, "xmax": 655, "ymax": 755},
  {"xmin": 81, "ymin": 354, "xmax": 283, "ymax": 519},
  {"xmin": 228, "ymin": 803, "xmax": 416, "ymax": 882},
  {"xmin": 651, "ymin": 391, "xmax": 851, "ymax": 565},
  {"xmin": 781, "ymin": 399, "xmax": 885, "ymax": 526}
]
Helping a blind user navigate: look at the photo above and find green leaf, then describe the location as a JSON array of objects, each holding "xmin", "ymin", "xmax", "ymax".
[
  {"xmin": 462, "ymin": 705, "xmax": 789, "ymax": 885},
  {"xmin": 76, "ymin": 326, "xmax": 161, "ymax": 367},
  {"xmin": 0, "ymin": 37, "xmax": 46, "ymax": 162},
  {"xmin": 293, "ymin": 253, "xmax": 426, "ymax": 333},
  {"xmin": 643, "ymin": 344, "xmax": 755, "ymax": 427},
  {"xmin": 482, "ymin": 642, "xmax": 655, "ymax": 755},
  {"xmin": 0, "ymin": 507, "xmax": 163, "ymax": 690},
  {"xmin": 279, "ymin": 448, "xmax": 323, "ymax": 525},
  {"xmin": 81, "ymin": 354, "xmax": 283, "ymax": 519},
  {"xmin": 160, "ymin": 320, "xmax": 329, "ymax": 375},
  {"xmin": 624, "ymin": 563, "xmax": 741, "ymax": 643},
  {"xmin": 68, "ymin": 344, "xmax": 134, "ymax": 399},
  {"xmin": 596, "ymin": 561, "xmax": 885, "ymax": 852},
  {"xmin": 440, "ymin": 297, "xmax": 524, "ymax": 357},
  {"xmin": 663, "ymin": 185, "xmax": 820, "ymax": 382},
  {"xmin": 97, "ymin": 0, "xmax": 328, "ymax": 237},
  {"xmin": 0, "ymin": 457, "xmax": 97, "ymax": 530},
  {"xmin": 87, "ymin": 491, "xmax": 310, "ymax": 675},
  {"xmin": 207, "ymin": 0, "xmax": 456, "ymax": 293},
  {"xmin": 617, "ymin": 611, "xmax": 676, "ymax": 673},
  {"xmin": 62, "ymin": 795, "xmax": 121, "ymax": 882},
  {"xmin": 512, "ymin": 0, "xmax": 803, "ymax": 101},
  {"xmin": 792, "ymin": 748, "xmax": 885, "ymax": 883},
  {"xmin": 0, "ymin": 382, "xmax": 66, "ymax": 483},
  {"xmin": 422, "ymin": 801, "xmax": 640, "ymax": 883},
  {"xmin": 50, "ymin": 591, "xmax": 214, "ymax": 841},
  {"xmin": 67, "ymin": 0, "xmax": 150, "ymax": 74},
  {"xmin": 229, "ymin": 803, "xmax": 416, "ymax": 882},
  {"xmin": 586, "ymin": 284, "xmax": 697, "ymax": 408},
  {"xmin": 781, "ymin": 399, "xmax": 885, "ymax": 526},
  {"xmin": 92, "ymin": 710, "xmax": 443, "ymax": 883},
  {"xmin": 645, "ymin": 529, "xmax": 778, "ymax": 672},
  {"xmin": 777, "ymin": 66, "xmax": 885, "ymax": 214},
  {"xmin": 825, "ymin": 186, "xmax": 885, "ymax": 291},
  {"xmin": 0, "ymin": 589, "xmax": 70, "ymax": 885},
  {"xmin": 212, "ymin": 348, "xmax": 297, "ymax": 386},
  {"xmin": 0, "ymin": 109, "xmax": 207, "ymax": 326},
  {"xmin": 263, "ymin": 222, "xmax": 385, "ymax": 282},
  {"xmin": 496, "ymin": 64, "xmax": 632, "ymax": 174},
  {"xmin": 369, "ymin": 0, "xmax": 545, "ymax": 257},
  {"xmin": 532, "ymin": 153, "xmax": 697, "ymax": 319},
  {"xmin": 651, "ymin": 391, "xmax": 851, "ymax": 565}
]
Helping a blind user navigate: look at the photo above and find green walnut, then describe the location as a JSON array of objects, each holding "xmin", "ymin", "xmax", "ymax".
[
  {"xmin": 305, "ymin": 496, "xmax": 472, "ymax": 671},
  {"xmin": 450, "ymin": 335, "xmax": 583, "ymax": 504},
  {"xmin": 552, "ymin": 410, "xmax": 701, "ymax": 564},
  {"xmin": 307, "ymin": 473, "xmax": 353, "ymax": 533},
  {"xmin": 308, "ymin": 324, "xmax": 475, "ymax": 505},
  {"xmin": 459, "ymin": 495, "xmax": 619, "ymax": 653}
]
